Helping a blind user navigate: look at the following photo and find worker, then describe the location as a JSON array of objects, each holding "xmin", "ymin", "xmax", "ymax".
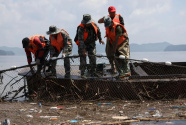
[
  {"xmin": 98, "ymin": 6, "xmax": 125, "ymax": 74},
  {"xmin": 22, "ymin": 35, "xmax": 49, "ymax": 75},
  {"xmin": 98, "ymin": 6, "xmax": 124, "ymax": 25},
  {"xmin": 46, "ymin": 25, "xmax": 72, "ymax": 78},
  {"xmin": 103, "ymin": 16, "xmax": 130, "ymax": 78},
  {"xmin": 74, "ymin": 14, "xmax": 104, "ymax": 79}
]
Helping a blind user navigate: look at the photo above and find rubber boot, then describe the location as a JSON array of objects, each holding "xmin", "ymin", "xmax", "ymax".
[
  {"xmin": 81, "ymin": 71, "xmax": 87, "ymax": 79},
  {"xmin": 119, "ymin": 62, "xmax": 131, "ymax": 78},
  {"xmin": 64, "ymin": 71, "xmax": 70, "ymax": 79}
]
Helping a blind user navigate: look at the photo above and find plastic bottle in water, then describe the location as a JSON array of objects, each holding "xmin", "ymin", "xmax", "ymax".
[
  {"xmin": 97, "ymin": 103, "xmax": 112, "ymax": 105},
  {"xmin": 39, "ymin": 103, "xmax": 42, "ymax": 108},
  {"xmin": 3, "ymin": 119, "xmax": 10, "ymax": 125}
]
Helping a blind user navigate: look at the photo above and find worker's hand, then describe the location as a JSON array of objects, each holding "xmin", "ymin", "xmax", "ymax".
[
  {"xmin": 36, "ymin": 59, "xmax": 40, "ymax": 65},
  {"xmin": 82, "ymin": 49, "xmax": 87, "ymax": 56},
  {"xmin": 29, "ymin": 65, "xmax": 35, "ymax": 75},
  {"xmin": 30, "ymin": 69, "xmax": 35, "ymax": 75},
  {"xmin": 62, "ymin": 53, "xmax": 66, "ymax": 58},
  {"xmin": 99, "ymin": 40, "xmax": 105, "ymax": 45},
  {"xmin": 123, "ymin": 33, "xmax": 128, "ymax": 38}
]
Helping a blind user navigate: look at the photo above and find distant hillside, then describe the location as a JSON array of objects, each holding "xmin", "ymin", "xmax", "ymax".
[
  {"xmin": 0, "ymin": 46, "xmax": 25, "ymax": 55},
  {"xmin": 0, "ymin": 50, "xmax": 15, "ymax": 55},
  {"xmin": 164, "ymin": 45, "xmax": 186, "ymax": 51},
  {"xmin": 130, "ymin": 42, "xmax": 172, "ymax": 52},
  {"xmin": 1, "ymin": 42, "xmax": 186, "ymax": 55}
]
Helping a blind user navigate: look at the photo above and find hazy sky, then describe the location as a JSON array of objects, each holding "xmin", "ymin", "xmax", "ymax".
[{"xmin": 0, "ymin": 0, "xmax": 186, "ymax": 47}]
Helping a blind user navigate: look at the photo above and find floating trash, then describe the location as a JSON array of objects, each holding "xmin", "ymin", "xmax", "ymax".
[
  {"xmin": 30, "ymin": 103, "xmax": 37, "ymax": 105},
  {"xmin": 112, "ymin": 116, "xmax": 129, "ymax": 120},
  {"xmin": 40, "ymin": 116, "xmax": 60, "ymax": 119},
  {"xmin": 171, "ymin": 106, "xmax": 186, "ymax": 108},
  {"xmin": 38, "ymin": 103, "xmax": 42, "ymax": 108},
  {"xmin": 26, "ymin": 115, "xmax": 33, "ymax": 118},
  {"xmin": 70, "ymin": 120, "xmax": 78, "ymax": 123},
  {"xmin": 97, "ymin": 103, "xmax": 112, "ymax": 105},
  {"xmin": 50, "ymin": 106, "xmax": 64, "ymax": 109}
]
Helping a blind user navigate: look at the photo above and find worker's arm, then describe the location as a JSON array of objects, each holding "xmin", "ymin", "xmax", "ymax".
[
  {"xmin": 94, "ymin": 23, "xmax": 104, "ymax": 44},
  {"xmin": 98, "ymin": 17, "xmax": 104, "ymax": 23},
  {"xmin": 25, "ymin": 48, "xmax": 34, "ymax": 74},
  {"xmin": 61, "ymin": 32, "xmax": 70, "ymax": 57},
  {"xmin": 119, "ymin": 15, "xmax": 125, "ymax": 25},
  {"xmin": 25, "ymin": 48, "xmax": 32, "ymax": 64},
  {"xmin": 113, "ymin": 25, "xmax": 123, "ymax": 53}
]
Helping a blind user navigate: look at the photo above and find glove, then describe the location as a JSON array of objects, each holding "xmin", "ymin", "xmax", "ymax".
[
  {"xmin": 31, "ymin": 61, "xmax": 36, "ymax": 65},
  {"xmin": 123, "ymin": 33, "xmax": 128, "ymax": 38},
  {"xmin": 62, "ymin": 53, "xmax": 66, "ymax": 58},
  {"xmin": 82, "ymin": 49, "xmax": 87, "ymax": 56},
  {"xmin": 99, "ymin": 40, "xmax": 105, "ymax": 45},
  {"xmin": 36, "ymin": 59, "xmax": 40, "ymax": 65},
  {"xmin": 29, "ymin": 65, "xmax": 35, "ymax": 75}
]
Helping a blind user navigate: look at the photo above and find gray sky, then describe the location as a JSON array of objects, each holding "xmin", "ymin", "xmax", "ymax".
[{"xmin": 0, "ymin": 0, "xmax": 186, "ymax": 47}]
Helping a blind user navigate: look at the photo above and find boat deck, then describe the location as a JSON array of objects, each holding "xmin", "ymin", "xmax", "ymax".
[
  {"xmin": 18, "ymin": 62, "xmax": 186, "ymax": 80},
  {"xmin": 18, "ymin": 64, "xmax": 120, "ymax": 80}
]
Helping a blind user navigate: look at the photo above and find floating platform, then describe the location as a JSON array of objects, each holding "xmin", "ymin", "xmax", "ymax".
[{"xmin": 18, "ymin": 62, "xmax": 186, "ymax": 101}]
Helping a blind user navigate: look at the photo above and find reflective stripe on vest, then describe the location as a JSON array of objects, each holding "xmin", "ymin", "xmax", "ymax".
[
  {"xmin": 75, "ymin": 22, "xmax": 98, "ymax": 46},
  {"xmin": 50, "ymin": 31, "xmax": 64, "ymax": 53},
  {"xmin": 28, "ymin": 35, "xmax": 45, "ymax": 55},
  {"xmin": 105, "ymin": 22, "xmax": 127, "ymax": 46}
]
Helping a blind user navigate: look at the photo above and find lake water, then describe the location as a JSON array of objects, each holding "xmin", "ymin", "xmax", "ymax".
[
  {"xmin": 0, "ymin": 51, "xmax": 186, "ymax": 125},
  {"xmin": 0, "ymin": 51, "xmax": 186, "ymax": 70},
  {"xmin": 131, "ymin": 120, "xmax": 186, "ymax": 125}
]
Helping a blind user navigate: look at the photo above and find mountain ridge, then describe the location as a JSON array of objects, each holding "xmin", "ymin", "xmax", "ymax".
[{"xmin": 1, "ymin": 42, "xmax": 186, "ymax": 55}]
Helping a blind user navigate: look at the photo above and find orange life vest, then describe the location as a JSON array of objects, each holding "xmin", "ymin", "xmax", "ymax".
[
  {"xmin": 109, "ymin": 14, "xmax": 120, "ymax": 23},
  {"xmin": 28, "ymin": 35, "xmax": 46, "ymax": 55},
  {"xmin": 105, "ymin": 22, "xmax": 127, "ymax": 46},
  {"xmin": 75, "ymin": 22, "xmax": 98, "ymax": 46},
  {"xmin": 50, "ymin": 30, "xmax": 65, "ymax": 53}
]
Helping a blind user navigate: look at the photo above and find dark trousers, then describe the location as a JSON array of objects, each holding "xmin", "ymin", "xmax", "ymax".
[
  {"xmin": 78, "ymin": 44, "xmax": 96, "ymax": 75},
  {"xmin": 35, "ymin": 48, "xmax": 49, "ymax": 74},
  {"xmin": 49, "ymin": 46, "xmax": 70, "ymax": 75}
]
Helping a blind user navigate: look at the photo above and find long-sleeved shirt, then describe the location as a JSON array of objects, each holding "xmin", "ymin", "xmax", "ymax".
[
  {"xmin": 61, "ymin": 30, "xmax": 72, "ymax": 54},
  {"xmin": 25, "ymin": 37, "xmax": 45, "ymax": 64}
]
